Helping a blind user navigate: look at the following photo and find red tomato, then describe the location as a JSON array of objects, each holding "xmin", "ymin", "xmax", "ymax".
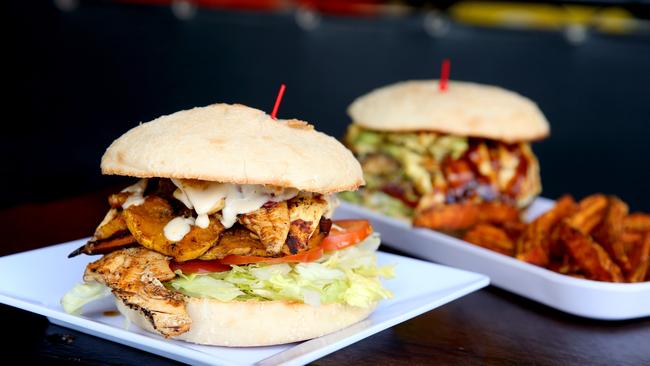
[
  {"xmin": 169, "ymin": 260, "xmax": 231, "ymax": 274},
  {"xmin": 220, "ymin": 246, "xmax": 324, "ymax": 265},
  {"xmin": 321, "ymin": 219, "xmax": 373, "ymax": 252}
]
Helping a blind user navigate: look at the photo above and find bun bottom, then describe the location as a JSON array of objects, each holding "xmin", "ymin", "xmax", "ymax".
[{"xmin": 116, "ymin": 297, "xmax": 376, "ymax": 347}]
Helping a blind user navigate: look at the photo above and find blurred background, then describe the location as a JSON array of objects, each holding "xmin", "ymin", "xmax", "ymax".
[{"xmin": 5, "ymin": 0, "xmax": 650, "ymax": 210}]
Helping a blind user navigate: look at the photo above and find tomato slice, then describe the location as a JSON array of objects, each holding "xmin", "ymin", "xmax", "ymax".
[
  {"xmin": 169, "ymin": 259, "xmax": 232, "ymax": 274},
  {"xmin": 220, "ymin": 246, "xmax": 323, "ymax": 265},
  {"xmin": 321, "ymin": 219, "xmax": 373, "ymax": 252}
]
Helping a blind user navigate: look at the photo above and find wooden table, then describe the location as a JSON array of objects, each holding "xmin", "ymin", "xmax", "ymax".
[{"xmin": 1, "ymin": 189, "xmax": 648, "ymax": 365}]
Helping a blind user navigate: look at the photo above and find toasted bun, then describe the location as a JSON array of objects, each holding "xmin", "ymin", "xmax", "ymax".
[
  {"xmin": 101, "ymin": 103, "xmax": 363, "ymax": 194},
  {"xmin": 348, "ymin": 80, "xmax": 550, "ymax": 143},
  {"xmin": 116, "ymin": 297, "xmax": 375, "ymax": 347}
]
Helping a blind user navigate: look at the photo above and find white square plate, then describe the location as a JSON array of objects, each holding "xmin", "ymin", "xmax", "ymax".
[
  {"xmin": 0, "ymin": 239, "xmax": 487, "ymax": 366},
  {"xmin": 335, "ymin": 199, "xmax": 650, "ymax": 320}
]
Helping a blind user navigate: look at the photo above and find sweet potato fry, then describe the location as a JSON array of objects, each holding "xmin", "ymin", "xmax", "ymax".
[
  {"xmin": 414, "ymin": 199, "xmax": 520, "ymax": 232},
  {"xmin": 592, "ymin": 196, "xmax": 630, "ymax": 272},
  {"xmin": 558, "ymin": 223, "xmax": 623, "ymax": 282},
  {"xmin": 476, "ymin": 202, "xmax": 521, "ymax": 225},
  {"xmin": 548, "ymin": 224, "xmax": 566, "ymax": 259},
  {"xmin": 565, "ymin": 194, "xmax": 608, "ymax": 235},
  {"xmin": 463, "ymin": 224, "xmax": 515, "ymax": 256},
  {"xmin": 516, "ymin": 195, "xmax": 576, "ymax": 266},
  {"xmin": 622, "ymin": 230, "xmax": 643, "ymax": 253},
  {"xmin": 413, "ymin": 203, "xmax": 480, "ymax": 231},
  {"xmin": 627, "ymin": 233, "xmax": 650, "ymax": 282},
  {"xmin": 548, "ymin": 255, "xmax": 582, "ymax": 275},
  {"xmin": 500, "ymin": 220, "xmax": 527, "ymax": 241},
  {"xmin": 624, "ymin": 213, "xmax": 650, "ymax": 232}
]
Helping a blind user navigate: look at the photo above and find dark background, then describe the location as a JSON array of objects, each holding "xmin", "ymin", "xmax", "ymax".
[{"xmin": 5, "ymin": 0, "xmax": 650, "ymax": 210}]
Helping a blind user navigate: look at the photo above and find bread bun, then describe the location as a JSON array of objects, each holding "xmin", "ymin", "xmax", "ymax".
[
  {"xmin": 116, "ymin": 297, "xmax": 375, "ymax": 347},
  {"xmin": 348, "ymin": 80, "xmax": 549, "ymax": 142},
  {"xmin": 101, "ymin": 103, "xmax": 363, "ymax": 194}
]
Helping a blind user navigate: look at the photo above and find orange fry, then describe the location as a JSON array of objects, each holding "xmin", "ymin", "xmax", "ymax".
[
  {"xmin": 592, "ymin": 196, "xmax": 630, "ymax": 272},
  {"xmin": 500, "ymin": 220, "xmax": 527, "ymax": 241},
  {"xmin": 516, "ymin": 195, "xmax": 576, "ymax": 266},
  {"xmin": 476, "ymin": 202, "xmax": 521, "ymax": 225},
  {"xmin": 624, "ymin": 213, "xmax": 650, "ymax": 232},
  {"xmin": 627, "ymin": 233, "xmax": 650, "ymax": 282},
  {"xmin": 622, "ymin": 231, "xmax": 643, "ymax": 254},
  {"xmin": 558, "ymin": 224, "xmax": 623, "ymax": 282},
  {"xmin": 414, "ymin": 203, "xmax": 479, "ymax": 231},
  {"xmin": 548, "ymin": 255, "xmax": 582, "ymax": 275},
  {"xmin": 463, "ymin": 224, "xmax": 514, "ymax": 256},
  {"xmin": 565, "ymin": 194, "xmax": 608, "ymax": 235},
  {"xmin": 548, "ymin": 223, "xmax": 567, "ymax": 259}
]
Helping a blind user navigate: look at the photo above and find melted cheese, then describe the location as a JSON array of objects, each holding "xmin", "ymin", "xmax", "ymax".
[
  {"xmin": 121, "ymin": 179, "xmax": 148, "ymax": 209},
  {"xmin": 163, "ymin": 216, "xmax": 195, "ymax": 242},
  {"xmin": 171, "ymin": 179, "xmax": 298, "ymax": 229}
]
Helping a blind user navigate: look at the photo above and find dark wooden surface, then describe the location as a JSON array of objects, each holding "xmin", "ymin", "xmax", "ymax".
[{"xmin": 1, "ymin": 190, "xmax": 649, "ymax": 365}]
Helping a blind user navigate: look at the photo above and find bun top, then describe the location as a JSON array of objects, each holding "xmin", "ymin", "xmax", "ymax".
[
  {"xmin": 347, "ymin": 80, "xmax": 550, "ymax": 142},
  {"xmin": 101, "ymin": 103, "xmax": 363, "ymax": 193}
]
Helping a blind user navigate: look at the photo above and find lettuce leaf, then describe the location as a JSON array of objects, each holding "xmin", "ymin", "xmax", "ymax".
[
  {"xmin": 167, "ymin": 233, "xmax": 394, "ymax": 308},
  {"xmin": 61, "ymin": 282, "xmax": 110, "ymax": 314}
]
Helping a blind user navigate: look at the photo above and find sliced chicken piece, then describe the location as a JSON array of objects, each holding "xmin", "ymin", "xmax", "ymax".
[
  {"xmin": 84, "ymin": 248, "xmax": 191, "ymax": 337},
  {"xmin": 199, "ymin": 226, "xmax": 268, "ymax": 260},
  {"xmin": 108, "ymin": 193, "xmax": 130, "ymax": 208},
  {"xmin": 238, "ymin": 201, "xmax": 290, "ymax": 255},
  {"xmin": 94, "ymin": 209, "xmax": 128, "ymax": 240},
  {"xmin": 285, "ymin": 194, "xmax": 328, "ymax": 254},
  {"xmin": 69, "ymin": 209, "xmax": 137, "ymax": 257},
  {"xmin": 123, "ymin": 196, "xmax": 224, "ymax": 261}
]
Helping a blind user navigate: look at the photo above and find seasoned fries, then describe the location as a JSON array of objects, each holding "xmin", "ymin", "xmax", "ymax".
[
  {"xmin": 464, "ymin": 224, "xmax": 514, "ymax": 256},
  {"xmin": 453, "ymin": 193, "xmax": 650, "ymax": 283},
  {"xmin": 413, "ymin": 203, "xmax": 479, "ymax": 231},
  {"xmin": 516, "ymin": 195, "xmax": 576, "ymax": 266},
  {"xmin": 592, "ymin": 197, "xmax": 630, "ymax": 272},
  {"xmin": 565, "ymin": 194, "xmax": 608, "ymax": 235},
  {"xmin": 413, "ymin": 201, "xmax": 520, "ymax": 232},
  {"xmin": 558, "ymin": 224, "xmax": 623, "ymax": 282},
  {"xmin": 624, "ymin": 213, "xmax": 650, "ymax": 232},
  {"xmin": 627, "ymin": 233, "xmax": 650, "ymax": 282}
]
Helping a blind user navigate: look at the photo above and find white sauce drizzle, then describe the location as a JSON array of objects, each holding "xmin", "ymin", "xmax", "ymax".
[
  {"xmin": 121, "ymin": 179, "xmax": 148, "ymax": 209},
  {"xmin": 163, "ymin": 216, "xmax": 195, "ymax": 242},
  {"xmin": 171, "ymin": 179, "xmax": 298, "ymax": 229}
]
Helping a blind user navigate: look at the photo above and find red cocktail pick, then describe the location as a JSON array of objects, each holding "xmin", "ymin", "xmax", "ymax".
[
  {"xmin": 271, "ymin": 83, "xmax": 286, "ymax": 120},
  {"xmin": 439, "ymin": 59, "xmax": 450, "ymax": 92}
]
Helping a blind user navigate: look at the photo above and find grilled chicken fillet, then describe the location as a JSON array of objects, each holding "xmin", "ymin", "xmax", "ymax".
[{"xmin": 84, "ymin": 247, "xmax": 191, "ymax": 337}]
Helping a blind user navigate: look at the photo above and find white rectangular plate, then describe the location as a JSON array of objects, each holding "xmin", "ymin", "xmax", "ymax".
[
  {"xmin": 0, "ymin": 239, "xmax": 487, "ymax": 366},
  {"xmin": 335, "ymin": 199, "xmax": 650, "ymax": 320}
]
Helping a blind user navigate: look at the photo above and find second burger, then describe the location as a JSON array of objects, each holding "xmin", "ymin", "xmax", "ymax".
[{"xmin": 341, "ymin": 80, "xmax": 550, "ymax": 231}]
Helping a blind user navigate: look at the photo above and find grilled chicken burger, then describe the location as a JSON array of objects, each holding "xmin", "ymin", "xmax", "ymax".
[
  {"xmin": 62, "ymin": 103, "xmax": 393, "ymax": 346},
  {"xmin": 341, "ymin": 80, "xmax": 549, "ymax": 231}
]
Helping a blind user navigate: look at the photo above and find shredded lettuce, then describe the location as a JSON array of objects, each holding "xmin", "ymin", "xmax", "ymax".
[
  {"xmin": 61, "ymin": 282, "xmax": 110, "ymax": 314},
  {"xmin": 170, "ymin": 273, "xmax": 244, "ymax": 301},
  {"xmin": 60, "ymin": 234, "xmax": 394, "ymax": 313},
  {"xmin": 168, "ymin": 233, "xmax": 394, "ymax": 308}
]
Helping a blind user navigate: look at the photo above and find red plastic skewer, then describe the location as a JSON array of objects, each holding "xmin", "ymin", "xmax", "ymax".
[
  {"xmin": 271, "ymin": 83, "xmax": 286, "ymax": 120},
  {"xmin": 439, "ymin": 59, "xmax": 450, "ymax": 92}
]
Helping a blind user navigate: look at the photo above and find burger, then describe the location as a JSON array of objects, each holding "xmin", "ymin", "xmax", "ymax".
[
  {"xmin": 340, "ymin": 80, "xmax": 550, "ymax": 231},
  {"xmin": 61, "ymin": 103, "xmax": 393, "ymax": 346}
]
